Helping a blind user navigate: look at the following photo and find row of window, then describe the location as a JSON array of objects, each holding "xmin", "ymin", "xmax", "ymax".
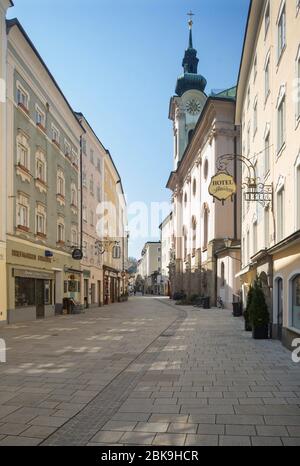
[
  {"xmin": 82, "ymin": 171, "xmax": 102, "ymax": 201},
  {"xmin": 243, "ymin": 2, "xmax": 300, "ymax": 164},
  {"xmin": 81, "ymin": 138, "xmax": 102, "ymax": 172},
  {"xmin": 243, "ymin": 163, "xmax": 300, "ymax": 266},
  {"xmin": 16, "ymin": 193, "xmax": 78, "ymax": 245},
  {"xmin": 17, "ymin": 132, "xmax": 79, "ymax": 206},
  {"xmin": 16, "ymin": 84, "xmax": 79, "ymax": 165}
]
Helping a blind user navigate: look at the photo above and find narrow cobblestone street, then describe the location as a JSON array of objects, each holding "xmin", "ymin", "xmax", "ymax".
[{"xmin": 0, "ymin": 297, "xmax": 300, "ymax": 446}]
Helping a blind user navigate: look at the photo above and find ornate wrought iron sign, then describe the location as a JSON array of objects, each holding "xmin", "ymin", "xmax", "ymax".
[{"xmin": 209, "ymin": 153, "xmax": 273, "ymax": 208}]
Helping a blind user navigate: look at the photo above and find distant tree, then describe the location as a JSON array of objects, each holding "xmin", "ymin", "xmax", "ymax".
[{"xmin": 127, "ymin": 257, "xmax": 138, "ymax": 274}]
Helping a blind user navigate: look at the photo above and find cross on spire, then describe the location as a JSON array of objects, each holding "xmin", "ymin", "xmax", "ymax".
[{"xmin": 187, "ymin": 10, "xmax": 194, "ymax": 29}]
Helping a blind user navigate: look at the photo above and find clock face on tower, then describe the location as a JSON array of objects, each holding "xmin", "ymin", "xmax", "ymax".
[{"xmin": 186, "ymin": 99, "xmax": 202, "ymax": 115}]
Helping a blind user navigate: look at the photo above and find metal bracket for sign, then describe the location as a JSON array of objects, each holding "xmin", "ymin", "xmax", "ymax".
[
  {"xmin": 95, "ymin": 239, "xmax": 120, "ymax": 256},
  {"xmin": 215, "ymin": 153, "xmax": 273, "ymax": 208}
]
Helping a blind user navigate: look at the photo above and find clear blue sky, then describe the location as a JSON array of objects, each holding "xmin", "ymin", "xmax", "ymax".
[{"xmin": 8, "ymin": 0, "xmax": 250, "ymax": 259}]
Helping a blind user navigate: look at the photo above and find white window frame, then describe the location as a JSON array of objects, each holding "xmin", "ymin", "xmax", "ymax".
[
  {"xmin": 16, "ymin": 82, "xmax": 29, "ymax": 110},
  {"xmin": 57, "ymin": 218, "xmax": 65, "ymax": 243},
  {"xmin": 36, "ymin": 204, "xmax": 46, "ymax": 235},
  {"xmin": 51, "ymin": 124, "xmax": 60, "ymax": 145},
  {"xmin": 276, "ymin": 85, "xmax": 286, "ymax": 153},
  {"xmin": 276, "ymin": 179, "xmax": 285, "ymax": 242},
  {"xmin": 253, "ymin": 97, "xmax": 258, "ymax": 137},
  {"xmin": 35, "ymin": 105, "xmax": 45, "ymax": 127},
  {"xmin": 71, "ymin": 183, "xmax": 78, "ymax": 207},
  {"xmin": 277, "ymin": 1, "xmax": 286, "ymax": 62},
  {"xmin": 265, "ymin": 1, "xmax": 270, "ymax": 38},
  {"xmin": 57, "ymin": 169, "xmax": 65, "ymax": 197},
  {"xmin": 264, "ymin": 51, "xmax": 271, "ymax": 102},
  {"xmin": 264, "ymin": 123, "xmax": 271, "ymax": 175},
  {"xmin": 17, "ymin": 193, "xmax": 30, "ymax": 229},
  {"xmin": 17, "ymin": 132, "xmax": 30, "ymax": 170},
  {"xmin": 36, "ymin": 150, "xmax": 46, "ymax": 183}
]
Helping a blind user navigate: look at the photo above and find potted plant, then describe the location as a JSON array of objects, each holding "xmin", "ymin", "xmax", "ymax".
[
  {"xmin": 243, "ymin": 285, "xmax": 253, "ymax": 332},
  {"xmin": 249, "ymin": 278, "xmax": 269, "ymax": 339}
]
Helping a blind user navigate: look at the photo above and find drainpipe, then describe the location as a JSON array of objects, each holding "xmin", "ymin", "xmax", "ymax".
[
  {"xmin": 80, "ymin": 135, "xmax": 83, "ymax": 251},
  {"xmin": 233, "ymin": 126, "xmax": 238, "ymax": 241}
]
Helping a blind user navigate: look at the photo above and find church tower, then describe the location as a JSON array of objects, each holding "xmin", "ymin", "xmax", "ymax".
[{"xmin": 169, "ymin": 16, "xmax": 207, "ymax": 170}]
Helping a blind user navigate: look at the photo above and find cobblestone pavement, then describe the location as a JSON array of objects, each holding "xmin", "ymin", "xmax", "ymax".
[{"xmin": 0, "ymin": 297, "xmax": 300, "ymax": 446}]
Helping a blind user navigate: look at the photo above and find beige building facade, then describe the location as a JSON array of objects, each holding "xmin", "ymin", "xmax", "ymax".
[
  {"xmin": 138, "ymin": 242, "xmax": 162, "ymax": 295},
  {"xmin": 0, "ymin": 0, "xmax": 13, "ymax": 325},
  {"xmin": 236, "ymin": 0, "xmax": 300, "ymax": 348},
  {"xmin": 159, "ymin": 213, "xmax": 173, "ymax": 296},
  {"xmin": 75, "ymin": 113, "xmax": 105, "ymax": 309}
]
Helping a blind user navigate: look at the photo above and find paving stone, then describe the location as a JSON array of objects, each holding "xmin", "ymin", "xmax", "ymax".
[
  {"xmin": 0, "ymin": 423, "xmax": 28, "ymax": 435},
  {"xmin": 30, "ymin": 416, "xmax": 68, "ymax": 427},
  {"xmin": 101, "ymin": 420, "xmax": 137, "ymax": 432},
  {"xmin": 168, "ymin": 423, "xmax": 197, "ymax": 434},
  {"xmin": 112, "ymin": 412, "xmax": 150, "ymax": 422},
  {"xmin": 0, "ymin": 436, "xmax": 41, "ymax": 446},
  {"xmin": 91, "ymin": 430, "xmax": 124, "ymax": 443},
  {"xmin": 134, "ymin": 422, "xmax": 169, "ymax": 433},
  {"xmin": 152, "ymin": 433, "xmax": 186, "ymax": 445},
  {"xmin": 264, "ymin": 416, "xmax": 300, "ymax": 426},
  {"xmin": 251, "ymin": 436, "xmax": 283, "ymax": 446},
  {"xmin": 219, "ymin": 435, "xmax": 251, "ymax": 446},
  {"xmin": 196, "ymin": 424, "xmax": 225, "ymax": 435},
  {"xmin": 120, "ymin": 431, "xmax": 155, "ymax": 445},
  {"xmin": 287, "ymin": 426, "xmax": 300, "ymax": 437},
  {"xmin": 21, "ymin": 425, "xmax": 58, "ymax": 439},
  {"xmin": 217, "ymin": 415, "xmax": 264, "ymax": 425},
  {"xmin": 256, "ymin": 425, "xmax": 289, "ymax": 437},
  {"xmin": 281, "ymin": 437, "xmax": 300, "ymax": 446},
  {"xmin": 225, "ymin": 424, "xmax": 256, "ymax": 436},
  {"xmin": 149, "ymin": 414, "xmax": 189, "ymax": 423},
  {"xmin": 185, "ymin": 434, "xmax": 218, "ymax": 446}
]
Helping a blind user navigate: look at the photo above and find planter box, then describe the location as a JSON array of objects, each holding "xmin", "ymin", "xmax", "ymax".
[
  {"xmin": 245, "ymin": 321, "xmax": 252, "ymax": 332},
  {"xmin": 232, "ymin": 302, "xmax": 243, "ymax": 317},
  {"xmin": 252, "ymin": 324, "xmax": 269, "ymax": 340}
]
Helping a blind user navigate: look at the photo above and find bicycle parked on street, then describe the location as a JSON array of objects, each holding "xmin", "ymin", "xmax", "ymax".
[{"xmin": 217, "ymin": 296, "xmax": 224, "ymax": 309}]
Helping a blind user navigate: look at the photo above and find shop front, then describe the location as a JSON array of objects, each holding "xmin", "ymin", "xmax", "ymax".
[
  {"xmin": 270, "ymin": 233, "xmax": 300, "ymax": 350},
  {"xmin": 103, "ymin": 266, "xmax": 120, "ymax": 305},
  {"xmin": 7, "ymin": 238, "xmax": 82, "ymax": 324}
]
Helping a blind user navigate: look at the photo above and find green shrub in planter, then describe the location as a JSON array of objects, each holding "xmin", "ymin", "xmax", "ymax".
[
  {"xmin": 249, "ymin": 278, "xmax": 269, "ymax": 339},
  {"xmin": 244, "ymin": 285, "xmax": 253, "ymax": 332}
]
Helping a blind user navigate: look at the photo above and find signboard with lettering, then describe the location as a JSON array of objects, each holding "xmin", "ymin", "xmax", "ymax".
[
  {"xmin": 209, "ymin": 172, "xmax": 237, "ymax": 202},
  {"xmin": 72, "ymin": 249, "xmax": 83, "ymax": 261}
]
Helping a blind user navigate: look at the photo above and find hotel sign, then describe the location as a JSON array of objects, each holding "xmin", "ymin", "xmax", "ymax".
[{"xmin": 209, "ymin": 172, "xmax": 236, "ymax": 202}]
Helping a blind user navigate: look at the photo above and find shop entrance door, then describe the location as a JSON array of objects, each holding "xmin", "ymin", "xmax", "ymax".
[
  {"xmin": 98, "ymin": 281, "xmax": 101, "ymax": 306},
  {"xmin": 36, "ymin": 279, "xmax": 45, "ymax": 319},
  {"xmin": 277, "ymin": 278, "xmax": 283, "ymax": 340}
]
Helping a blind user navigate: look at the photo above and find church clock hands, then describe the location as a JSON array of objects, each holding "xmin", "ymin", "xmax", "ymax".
[{"xmin": 186, "ymin": 99, "xmax": 201, "ymax": 115}]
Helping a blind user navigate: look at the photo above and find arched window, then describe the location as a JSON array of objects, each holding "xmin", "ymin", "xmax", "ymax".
[
  {"xmin": 191, "ymin": 216, "xmax": 197, "ymax": 255},
  {"xmin": 292, "ymin": 275, "xmax": 300, "ymax": 330},
  {"xmin": 203, "ymin": 205, "xmax": 209, "ymax": 249},
  {"xmin": 182, "ymin": 226, "xmax": 188, "ymax": 260},
  {"xmin": 204, "ymin": 159, "xmax": 209, "ymax": 180},
  {"xmin": 193, "ymin": 179, "xmax": 197, "ymax": 196},
  {"xmin": 221, "ymin": 262, "xmax": 225, "ymax": 287}
]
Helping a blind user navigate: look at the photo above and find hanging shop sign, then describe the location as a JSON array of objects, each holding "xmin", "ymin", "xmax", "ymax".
[
  {"xmin": 208, "ymin": 172, "xmax": 236, "ymax": 202},
  {"xmin": 72, "ymin": 249, "xmax": 83, "ymax": 261}
]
